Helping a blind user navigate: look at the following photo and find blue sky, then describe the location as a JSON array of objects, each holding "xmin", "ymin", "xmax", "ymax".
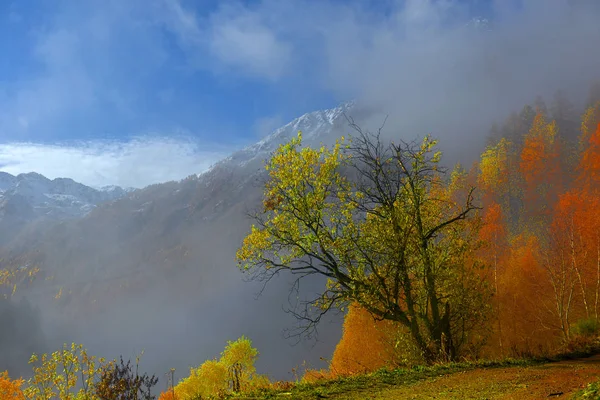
[{"xmin": 0, "ymin": 0, "xmax": 598, "ymax": 187}]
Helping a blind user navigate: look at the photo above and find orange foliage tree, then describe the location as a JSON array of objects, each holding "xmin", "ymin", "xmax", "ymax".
[
  {"xmin": 578, "ymin": 123, "xmax": 600, "ymax": 191},
  {"xmin": 0, "ymin": 371, "xmax": 25, "ymax": 400},
  {"xmin": 329, "ymin": 303, "xmax": 404, "ymax": 376},
  {"xmin": 478, "ymin": 202, "xmax": 509, "ymax": 355},
  {"xmin": 519, "ymin": 111, "xmax": 562, "ymax": 227},
  {"xmin": 158, "ymin": 391, "xmax": 176, "ymax": 400}
]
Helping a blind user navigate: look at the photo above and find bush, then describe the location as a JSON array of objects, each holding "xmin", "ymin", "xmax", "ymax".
[
  {"xmin": 24, "ymin": 343, "xmax": 106, "ymax": 400},
  {"xmin": 302, "ymin": 369, "xmax": 331, "ymax": 383},
  {"xmin": 158, "ymin": 391, "xmax": 177, "ymax": 400},
  {"xmin": 175, "ymin": 359, "xmax": 228, "ymax": 400},
  {"xmin": 173, "ymin": 336, "xmax": 269, "ymax": 399},
  {"xmin": 572, "ymin": 318, "xmax": 600, "ymax": 337},
  {"xmin": 94, "ymin": 355, "xmax": 159, "ymax": 400},
  {"xmin": 574, "ymin": 379, "xmax": 600, "ymax": 399}
]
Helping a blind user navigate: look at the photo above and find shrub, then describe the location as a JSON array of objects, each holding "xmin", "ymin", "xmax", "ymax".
[
  {"xmin": 158, "ymin": 390, "xmax": 177, "ymax": 400},
  {"xmin": 94, "ymin": 355, "xmax": 159, "ymax": 400},
  {"xmin": 302, "ymin": 369, "xmax": 331, "ymax": 383},
  {"xmin": 173, "ymin": 336, "xmax": 269, "ymax": 399},
  {"xmin": 175, "ymin": 359, "xmax": 228, "ymax": 400},
  {"xmin": 24, "ymin": 343, "xmax": 106, "ymax": 400},
  {"xmin": 574, "ymin": 379, "xmax": 600, "ymax": 399},
  {"xmin": 572, "ymin": 318, "xmax": 600, "ymax": 337}
]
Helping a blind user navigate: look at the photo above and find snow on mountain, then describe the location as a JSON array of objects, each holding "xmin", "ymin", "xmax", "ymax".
[
  {"xmin": 0, "ymin": 102, "xmax": 353, "ymax": 225},
  {"xmin": 205, "ymin": 101, "xmax": 355, "ymax": 175},
  {"xmin": 0, "ymin": 172, "xmax": 130, "ymax": 219},
  {"xmin": 99, "ymin": 185, "xmax": 137, "ymax": 194}
]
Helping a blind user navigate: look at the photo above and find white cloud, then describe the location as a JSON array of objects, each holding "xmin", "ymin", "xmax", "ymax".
[
  {"xmin": 161, "ymin": 0, "xmax": 292, "ymax": 81},
  {"xmin": 160, "ymin": 0, "xmax": 600, "ymax": 156},
  {"xmin": 208, "ymin": 5, "xmax": 292, "ymax": 81},
  {"xmin": 0, "ymin": 136, "xmax": 231, "ymax": 189}
]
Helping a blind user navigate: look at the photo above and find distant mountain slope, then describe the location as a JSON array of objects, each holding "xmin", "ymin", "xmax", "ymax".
[
  {"xmin": 0, "ymin": 172, "xmax": 132, "ymax": 247},
  {"xmin": 0, "ymin": 171, "xmax": 132, "ymax": 219},
  {"xmin": 1, "ymin": 102, "xmax": 354, "ymax": 380}
]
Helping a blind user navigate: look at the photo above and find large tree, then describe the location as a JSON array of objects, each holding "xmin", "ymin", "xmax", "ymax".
[{"xmin": 237, "ymin": 127, "xmax": 490, "ymax": 362}]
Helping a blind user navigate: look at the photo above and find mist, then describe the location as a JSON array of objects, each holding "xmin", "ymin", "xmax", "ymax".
[
  {"xmin": 195, "ymin": 0, "xmax": 600, "ymax": 159},
  {"xmin": 2, "ymin": 0, "xmax": 600, "ymax": 390},
  {"xmin": 0, "ymin": 297, "xmax": 45, "ymax": 377},
  {"xmin": 313, "ymin": 0, "xmax": 600, "ymax": 162}
]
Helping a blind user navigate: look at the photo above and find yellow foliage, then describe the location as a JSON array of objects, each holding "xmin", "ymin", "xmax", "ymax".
[
  {"xmin": 479, "ymin": 138, "xmax": 511, "ymax": 194},
  {"xmin": 24, "ymin": 343, "xmax": 107, "ymax": 400},
  {"xmin": 175, "ymin": 359, "xmax": 228, "ymax": 400},
  {"xmin": 0, "ymin": 266, "xmax": 39, "ymax": 298},
  {"xmin": 173, "ymin": 336, "xmax": 268, "ymax": 399}
]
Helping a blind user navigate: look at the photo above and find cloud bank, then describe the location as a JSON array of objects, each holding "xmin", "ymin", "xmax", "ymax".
[
  {"xmin": 167, "ymin": 0, "xmax": 600, "ymax": 158},
  {"xmin": 0, "ymin": 137, "xmax": 230, "ymax": 188}
]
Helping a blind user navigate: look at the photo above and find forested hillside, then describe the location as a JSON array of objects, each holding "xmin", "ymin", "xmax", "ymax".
[{"xmin": 316, "ymin": 85, "xmax": 600, "ymax": 377}]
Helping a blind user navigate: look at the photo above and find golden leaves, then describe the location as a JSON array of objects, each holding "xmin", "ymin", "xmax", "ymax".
[
  {"xmin": 479, "ymin": 138, "xmax": 511, "ymax": 194},
  {"xmin": 173, "ymin": 336, "xmax": 266, "ymax": 399},
  {"xmin": 24, "ymin": 343, "xmax": 107, "ymax": 400},
  {"xmin": 237, "ymin": 131, "xmax": 357, "ymax": 275}
]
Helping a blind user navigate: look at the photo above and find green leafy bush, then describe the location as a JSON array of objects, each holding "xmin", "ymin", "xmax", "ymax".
[
  {"xmin": 574, "ymin": 379, "xmax": 600, "ymax": 399},
  {"xmin": 572, "ymin": 318, "xmax": 600, "ymax": 337}
]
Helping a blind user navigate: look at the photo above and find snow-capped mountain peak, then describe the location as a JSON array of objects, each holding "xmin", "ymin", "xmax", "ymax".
[
  {"xmin": 0, "ymin": 172, "xmax": 130, "ymax": 220},
  {"xmin": 212, "ymin": 101, "xmax": 355, "ymax": 173}
]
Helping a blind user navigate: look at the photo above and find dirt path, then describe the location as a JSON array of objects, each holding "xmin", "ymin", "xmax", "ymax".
[{"xmin": 362, "ymin": 355, "xmax": 600, "ymax": 399}]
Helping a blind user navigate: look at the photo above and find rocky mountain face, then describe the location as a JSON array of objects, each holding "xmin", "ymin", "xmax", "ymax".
[{"xmin": 1, "ymin": 102, "xmax": 355, "ymax": 380}]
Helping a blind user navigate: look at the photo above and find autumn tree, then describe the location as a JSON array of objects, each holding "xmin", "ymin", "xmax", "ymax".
[
  {"xmin": 519, "ymin": 110, "xmax": 562, "ymax": 229},
  {"xmin": 500, "ymin": 233, "xmax": 552, "ymax": 352},
  {"xmin": 0, "ymin": 371, "xmax": 25, "ymax": 400},
  {"xmin": 237, "ymin": 127, "xmax": 489, "ymax": 363},
  {"xmin": 173, "ymin": 336, "xmax": 267, "ymax": 399},
  {"xmin": 24, "ymin": 343, "xmax": 107, "ymax": 400},
  {"xmin": 574, "ymin": 121, "xmax": 600, "ymax": 321},
  {"xmin": 157, "ymin": 391, "xmax": 176, "ymax": 400},
  {"xmin": 578, "ymin": 122, "xmax": 600, "ymax": 191},
  {"xmin": 175, "ymin": 360, "xmax": 228, "ymax": 400},
  {"xmin": 478, "ymin": 202, "xmax": 509, "ymax": 354},
  {"xmin": 220, "ymin": 336, "xmax": 261, "ymax": 393},
  {"xmin": 329, "ymin": 303, "xmax": 406, "ymax": 376}
]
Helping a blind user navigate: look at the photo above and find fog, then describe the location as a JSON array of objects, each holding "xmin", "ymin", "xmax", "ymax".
[
  {"xmin": 313, "ymin": 0, "xmax": 600, "ymax": 162},
  {"xmin": 2, "ymin": 0, "xmax": 600, "ymax": 389}
]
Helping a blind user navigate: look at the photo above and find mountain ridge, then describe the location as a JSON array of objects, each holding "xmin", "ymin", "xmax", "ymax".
[
  {"xmin": 0, "ymin": 171, "xmax": 134, "ymax": 220},
  {"xmin": 0, "ymin": 101, "xmax": 354, "ymax": 381}
]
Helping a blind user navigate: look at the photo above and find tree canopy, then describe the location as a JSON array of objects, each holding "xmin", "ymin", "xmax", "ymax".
[{"xmin": 237, "ymin": 127, "xmax": 490, "ymax": 362}]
